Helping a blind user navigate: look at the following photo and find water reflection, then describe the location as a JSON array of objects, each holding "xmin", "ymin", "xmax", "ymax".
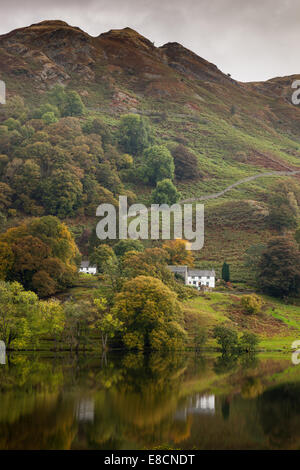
[
  {"xmin": 0, "ymin": 351, "xmax": 299, "ymax": 449},
  {"xmin": 0, "ymin": 341, "xmax": 5, "ymax": 365},
  {"xmin": 76, "ymin": 398, "xmax": 95, "ymax": 423}
]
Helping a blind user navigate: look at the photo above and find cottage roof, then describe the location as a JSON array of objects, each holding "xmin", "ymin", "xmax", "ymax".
[
  {"xmin": 167, "ymin": 265, "xmax": 215, "ymax": 278},
  {"xmin": 168, "ymin": 265, "xmax": 188, "ymax": 274},
  {"xmin": 80, "ymin": 261, "xmax": 96, "ymax": 269},
  {"xmin": 81, "ymin": 261, "xmax": 90, "ymax": 268},
  {"xmin": 188, "ymin": 269, "xmax": 215, "ymax": 277}
]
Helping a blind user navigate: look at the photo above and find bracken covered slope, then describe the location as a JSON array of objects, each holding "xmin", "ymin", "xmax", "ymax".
[{"xmin": 2, "ymin": 20, "xmax": 300, "ymax": 281}]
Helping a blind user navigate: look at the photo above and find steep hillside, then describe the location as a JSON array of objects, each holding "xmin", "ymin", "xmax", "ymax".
[
  {"xmin": 1, "ymin": 20, "xmax": 300, "ymax": 282},
  {"xmin": 2, "ymin": 20, "xmax": 300, "ymax": 163}
]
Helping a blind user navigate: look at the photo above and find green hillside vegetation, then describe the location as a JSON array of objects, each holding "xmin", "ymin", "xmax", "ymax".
[
  {"xmin": 2, "ymin": 21, "xmax": 300, "ymax": 351},
  {"xmin": 184, "ymin": 292, "xmax": 300, "ymax": 352},
  {"xmin": 2, "ymin": 87, "xmax": 300, "ymax": 283}
]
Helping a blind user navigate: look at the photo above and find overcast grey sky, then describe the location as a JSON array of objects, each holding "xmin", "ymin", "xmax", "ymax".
[{"xmin": 0, "ymin": 0, "xmax": 298, "ymax": 82}]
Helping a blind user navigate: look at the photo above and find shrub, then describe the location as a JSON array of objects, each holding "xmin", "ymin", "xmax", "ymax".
[
  {"xmin": 113, "ymin": 239, "xmax": 144, "ymax": 257},
  {"xmin": 258, "ymin": 236, "xmax": 300, "ymax": 298},
  {"xmin": 213, "ymin": 325, "xmax": 238, "ymax": 353},
  {"xmin": 118, "ymin": 114, "xmax": 152, "ymax": 156},
  {"xmin": 194, "ymin": 327, "xmax": 207, "ymax": 351},
  {"xmin": 151, "ymin": 179, "xmax": 180, "ymax": 205},
  {"xmin": 241, "ymin": 294, "xmax": 262, "ymax": 315},
  {"xmin": 239, "ymin": 332, "xmax": 259, "ymax": 353},
  {"xmin": 142, "ymin": 145, "xmax": 174, "ymax": 185},
  {"xmin": 171, "ymin": 144, "xmax": 201, "ymax": 180}
]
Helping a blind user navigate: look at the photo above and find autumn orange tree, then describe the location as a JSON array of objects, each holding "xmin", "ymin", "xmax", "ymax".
[
  {"xmin": 163, "ymin": 239, "xmax": 194, "ymax": 266},
  {"xmin": 0, "ymin": 216, "xmax": 79, "ymax": 296},
  {"xmin": 121, "ymin": 246, "xmax": 193, "ymax": 300},
  {"xmin": 122, "ymin": 247, "xmax": 171, "ymax": 282}
]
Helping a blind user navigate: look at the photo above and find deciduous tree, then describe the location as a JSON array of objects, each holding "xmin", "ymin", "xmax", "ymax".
[
  {"xmin": 113, "ymin": 275, "xmax": 186, "ymax": 350},
  {"xmin": 258, "ymin": 236, "xmax": 300, "ymax": 297},
  {"xmin": 163, "ymin": 239, "xmax": 194, "ymax": 266},
  {"xmin": 151, "ymin": 179, "xmax": 180, "ymax": 205},
  {"xmin": 142, "ymin": 145, "xmax": 174, "ymax": 185},
  {"xmin": 171, "ymin": 144, "xmax": 201, "ymax": 180}
]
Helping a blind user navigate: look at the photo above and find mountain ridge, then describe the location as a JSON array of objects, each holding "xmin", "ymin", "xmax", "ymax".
[{"xmin": 1, "ymin": 20, "xmax": 298, "ymax": 89}]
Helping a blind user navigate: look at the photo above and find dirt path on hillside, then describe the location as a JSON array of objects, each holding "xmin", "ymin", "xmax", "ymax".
[
  {"xmin": 179, "ymin": 170, "xmax": 300, "ymax": 204},
  {"xmin": 134, "ymin": 169, "xmax": 300, "ymax": 216}
]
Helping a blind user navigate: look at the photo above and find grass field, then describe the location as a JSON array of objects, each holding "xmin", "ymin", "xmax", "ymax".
[
  {"xmin": 184, "ymin": 291, "xmax": 300, "ymax": 352},
  {"xmin": 57, "ymin": 276, "xmax": 300, "ymax": 353}
]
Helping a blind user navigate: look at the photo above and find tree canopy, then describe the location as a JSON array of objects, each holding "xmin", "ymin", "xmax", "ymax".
[
  {"xmin": 258, "ymin": 236, "xmax": 300, "ymax": 297},
  {"xmin": 0, "ymin": 216, "xmax": 79, "ymax": 296},
  {"xmin": 118, "ymin": 113, "xmax": 152, "ymax": 156},
  {"xmin": 171, "ymin": 144, "xmax": 201, "ymax": 180},
  {"xmin": 222, "ymin": 262, "xmax": 230, "ymax": 282},
  {"xmin": 113, "ymin": 275, "xmax": 186, "ymax": 350},
  {"xmin": 151, "ymin": 179, "xmax": 180, "ymax": 205},
  {"xmin": 142, "ymin": 145, "xmax": 175, "ymax": 185}
]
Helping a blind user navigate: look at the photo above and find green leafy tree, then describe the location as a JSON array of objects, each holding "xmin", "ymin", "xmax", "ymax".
[
  {"xmin": 151, "ymin": 179, "xmax": 180, "ymax": 205},
  {"xmin": 90, "ymin": 244, "xmax": 116, "ymax": 273},
  {"xmin": 213, "ymin": 325, "xmax": 238, "ymax": 353},
  {"xmin": 113, "ymin": 239, "xmax": 144, "ymax": 257},
  {"xmin": 42, "ymin": 112, "xmax": 58, "ymax": 125},
  {"xmin": 93, "ymin": 297, "xmax": 123, "ymax": 350},
  {"xmin": 268, "ymin": 192, "xmax": 298, "ymax": 232},
  {"xmin": 41, "ymin": 169, "xmax": 83, "ymax": 218},
  {"xmin": 3, "ymin": 95, "xmax": 28, "ymax": 121},
  {"xmin": 222, "ymin": 262, "xmax": 230, "ymax": 282},
  {"xmin": 239, "ymin": 332, "xmax": 259, "ymax": 353},
  {"xmin": 0, "ymin": 182, "xmax": 12, "ymax": 213},
  {"xmin": 35, "ymin": 103, "xmax": 60, "ymax": 119},
  {"xmin": 38, "ymin": 299, "xmax": 65, "ymax": 349},
  {"xmin": 118, "ymin": 114, "xmax": 152, "ymax": 156},
  {"xmin": 63, "ymin": 91, "xmax": 85, "ymax": 117},
  {"xmin": 122, "ymin": 248, "xmax": 171, "ymax": 285},
  {"xmin": 142, "ymin": 145, "xmax": 175, "ymax": 185},
  {"xmin": 3, "ymin": 118, "xmax": 21, "ymax": 131},
  {"xmin": 0, "ymin": 241, "xmax": 14, "ymax": 280},
  {"xmin": 230, "ymin": 104, "xmax": 236, "ymax": 115},
  {"xmin": 0, "ymin": 281, "xmax": 40, "ymax": 348},
  {"xmin": 97, "ymin": 161, "xmax": 123, "ymax": 195},
  {"xmin": 294, "ymin": 227, "xmax": 300, "ymax": 248},
  {"xmin": 268, "ymin": 204, "xmax": 297, "ymax": 231},
  {"xmin": 258, "ymin": 236, "xmax": 300, "ymax": 297},
  {"xmin": 113, "ymin": 275, "xmax": 186, "ymax": 350},
  {"xmin": 82, "ymin": 117, "xmax": 112, "ymax": 148},
  {"xmin": 47, "ymin": 84, "xmax": 67, "ymax": 111},
  {"xmin": 99, "ymin": 257, "xmax": 125, "ymax": 305}
]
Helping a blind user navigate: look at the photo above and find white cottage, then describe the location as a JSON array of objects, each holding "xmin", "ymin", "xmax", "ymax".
[
  {"xmin": 187, "ymin": 268, "xmax": 215, "ymax": 289},
  {"xmin": 168, "ymin": 265, "xmax": 215, "ymax": 289},
  {"xmin": 79, "ymin": 261, "xmax": 97, "ymax": 275}
]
